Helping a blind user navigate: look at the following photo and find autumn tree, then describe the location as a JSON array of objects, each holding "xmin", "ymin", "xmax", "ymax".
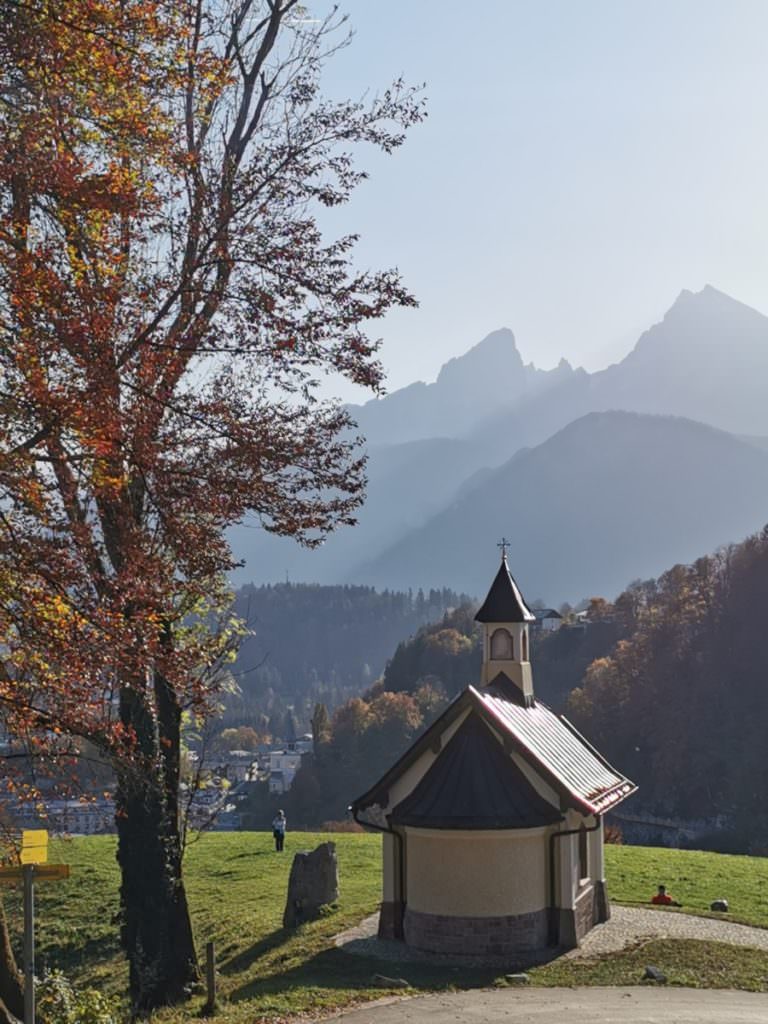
[
  {"xmin": 310, "ymin": 702, "xmax": 331, "ymax": 748},
  {"xmin": 0, "ymin": 901, "xmax": 23, "ymax": 1024},
  {"xmin": 568, "ymin": 532, "xmax": 768, "ymax": 847},
  {"xmin": 0, "ymin": 0, "xmax": 423, "ymax": 1010},
  {"xmin": 280, "ymin": 689, "xmax": 424, "ymax": 827},
  {"xmin": 211, "ymin": 725, "xmax": 264, "ymax": 752}
]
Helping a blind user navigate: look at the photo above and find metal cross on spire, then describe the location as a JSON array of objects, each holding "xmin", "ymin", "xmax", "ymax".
[{"xmin": 497, "ymin": 537, "xmax": 510, "ymax": 560}]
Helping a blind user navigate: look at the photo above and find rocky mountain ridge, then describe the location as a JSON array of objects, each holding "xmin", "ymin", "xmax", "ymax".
[{"xmin": 231, "ymin": 286, "xmax": 768, "ymax": 600}]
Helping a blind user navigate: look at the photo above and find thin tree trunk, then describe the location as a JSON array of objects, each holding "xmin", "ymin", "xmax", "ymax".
[
  {"xmin": 115, "ymin": 684, "xmax": 199, "ymax": 1012},
  {"xmin": 0, "ymin": 898, "xmax": 23, "ymax": 1022}
]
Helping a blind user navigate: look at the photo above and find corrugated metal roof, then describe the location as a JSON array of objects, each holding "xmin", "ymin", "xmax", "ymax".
[
  {"xmin": 471, "ymin": 684, "xmax": 636, "ymax": 814},
  {"xmin": 351, "ymin": 680, "xmax": 636, "ymax": 821}
]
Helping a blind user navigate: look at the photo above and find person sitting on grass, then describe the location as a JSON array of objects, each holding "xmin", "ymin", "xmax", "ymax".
[{"xmin": 651, "ymin": 884, "xmax": 682, "ymax": 907}]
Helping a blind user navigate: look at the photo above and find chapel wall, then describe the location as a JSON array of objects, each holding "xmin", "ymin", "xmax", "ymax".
[{"xmin": 404, "ymin": 827, "xmax": 549, "ymax": 917}]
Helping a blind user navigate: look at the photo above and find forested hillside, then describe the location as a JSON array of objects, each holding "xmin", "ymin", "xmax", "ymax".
[
  {"xmin": 258, "ymin": 527, "xmax": 768, "ymax": 847},
  {"xmin": 568, "ymin": 527, "xmax": 768, "ymax": 848},
  {"xmin": 245, "ymin": 601, "xmax": 621, "ymax": 826},
  {"xmin": 223, "ymin": 583, "xmax": 466, "ymax": 732},
  {"xmin": 378, "ymin": 602, "xmax": 624, "ymax": 710}
]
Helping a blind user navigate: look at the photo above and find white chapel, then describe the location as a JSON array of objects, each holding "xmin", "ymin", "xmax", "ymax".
[{"xmin": 352, "ymin": 549, "xmax": 636, "ymax": 956}]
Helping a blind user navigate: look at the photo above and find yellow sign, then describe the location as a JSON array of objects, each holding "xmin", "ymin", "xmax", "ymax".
[
  {"xmin": 20, "ymin": 830, "xmax": 48, "ymax": 865},
  {"xmin": 0, "ymin": 864, "xmax": 69, "ymax": 883}
]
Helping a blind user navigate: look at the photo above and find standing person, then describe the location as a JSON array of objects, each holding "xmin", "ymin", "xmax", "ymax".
[{"xmin": 272, "ymin": 810, "xmax": 287, "ymax": 852}]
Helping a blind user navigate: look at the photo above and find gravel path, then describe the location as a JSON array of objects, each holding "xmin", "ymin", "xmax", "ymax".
[
  {"xmin": 574, "ymin": 905, "xmax": 768, "ymax": 956},
  {"xmin": 334, "ymin": 905, "xmax": 768, "ymax": 965}
]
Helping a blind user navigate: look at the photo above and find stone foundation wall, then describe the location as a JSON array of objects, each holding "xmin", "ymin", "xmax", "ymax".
[
  {"xmin": 574, "ymin": 883, "xmax": 597, "ymax": 942},
  {"xmin": 403, "ymin": 906, "xmax": 548, "ymax": 956},
  {"xmin": 558, "ymin": 881, "xmax": 606, "ymax": 948},
  {"xmin": 595, "ymin": 880, "xmax": 610, "ymax": 923}
]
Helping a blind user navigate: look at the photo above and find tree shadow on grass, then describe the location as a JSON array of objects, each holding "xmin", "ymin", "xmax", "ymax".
[
  {"xmin": 227, "ymin": 945, "xmax": 502, "ymax": 1005},
  {"xmin": 42, "ymin": 931, "xmax": 122, "ymax": 973},
  {"xmin": 224, "ymin": 850, "xmax": 278, "ymax": 861},
  {"xmin": 220, "ymin": 925, "xmax": 295, "ymax": 976}
]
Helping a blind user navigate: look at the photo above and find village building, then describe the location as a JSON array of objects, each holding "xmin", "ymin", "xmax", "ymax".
[
  {"xmin": 351, "ymin": 549, "xmax": 636, "ymax": 957},
  {"xmin": 266, "ymin": 749, "xmax": 305, "ymax": 794},
  {"xmin": 532, "ymin": 607, "xmax": 563, "ymax": 633}
]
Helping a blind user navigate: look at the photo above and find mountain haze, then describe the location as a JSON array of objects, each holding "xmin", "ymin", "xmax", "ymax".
[
  {"xmin": 354, "ymin": 411, "xmax": 768, "ymax": 602},
  {"xmin": 473, "ymin": 286, "xmax": 768, "ymax": 463},
  {"xmin": 228, "ymin": 435, "xmax": 486, "ymax": 584},
  {"xmin": 346, "ymin": 327, "xmax": 575, "ymax": 446},
  {"xmin": 231, "ymin": 286, "xmax": 768, "ymax": 596}
]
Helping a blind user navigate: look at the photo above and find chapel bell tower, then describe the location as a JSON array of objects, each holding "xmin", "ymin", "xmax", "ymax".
[{"xmin": 475, "ymin": 540, "xmax": 536, "ymax": 703}]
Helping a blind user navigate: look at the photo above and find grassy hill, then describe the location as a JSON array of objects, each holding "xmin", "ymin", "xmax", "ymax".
[{"xmin": 5, "ymin": 834, "xmax": 768, "ymax": 1021}]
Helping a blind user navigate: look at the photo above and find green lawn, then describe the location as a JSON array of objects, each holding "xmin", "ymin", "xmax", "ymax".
[
  {"xmin": 605, "ymin": 844, "xmax": 768, "ymax": 928},
  {"xmin": 4, "ymin": 834, "xmax": 768, "ymax": 1021}
]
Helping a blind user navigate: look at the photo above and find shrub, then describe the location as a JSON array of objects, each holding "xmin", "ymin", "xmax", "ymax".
[
  {"xmin": 604, "ymin": 823, "xmax": 624, "ymax": 844},
  {"xmin": 37, "ymin": 970, "xmax": 122, "ymax": 1024}
]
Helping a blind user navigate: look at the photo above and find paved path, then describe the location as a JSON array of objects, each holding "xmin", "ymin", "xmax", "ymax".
[
  {"xmin": 331, "ymin": 987, "xmax": 768, "ymax": 1024},
  {"xmin": 335, "ymin": 906, "xmax": 768, "ymax": 965}
]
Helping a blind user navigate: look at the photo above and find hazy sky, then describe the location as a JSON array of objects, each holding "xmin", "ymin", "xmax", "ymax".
[{"xmin": 308, "ymin": 0, "xmax": 768, "ymax": 402}]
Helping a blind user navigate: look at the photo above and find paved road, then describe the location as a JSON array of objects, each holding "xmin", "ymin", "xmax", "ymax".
[{"xmin": 331, "ymin": 987, "xmax": 768, "ymax": 1024}]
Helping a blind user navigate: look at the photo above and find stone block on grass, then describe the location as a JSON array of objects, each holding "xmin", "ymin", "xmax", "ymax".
[
  {"xmin": 283, "ymin": 842, "xmax": 339, "ymax": 928},
  {"xmin": 643, "ymin": 965, "xmax": 667, "ymax": 983}
]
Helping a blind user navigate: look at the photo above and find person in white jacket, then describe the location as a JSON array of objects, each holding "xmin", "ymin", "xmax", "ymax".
[{"xmin": 272, "ymin": 810, "xmax": 287, "ymax": 851}]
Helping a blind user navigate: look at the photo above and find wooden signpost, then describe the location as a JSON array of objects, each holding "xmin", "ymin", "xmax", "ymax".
[{"xmin": 0, "ymin": 830, "xmax": 70, "ymax": 1024}]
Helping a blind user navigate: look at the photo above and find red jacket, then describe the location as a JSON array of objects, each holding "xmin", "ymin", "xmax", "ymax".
[{"xmin": 652, "ymin": 892, "xmax": 673, "ymax": 905}]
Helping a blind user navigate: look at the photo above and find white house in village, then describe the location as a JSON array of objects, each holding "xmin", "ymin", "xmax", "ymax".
[
  {"xmin": 532, "ymin": 607, "xmax": 563, "ymax": 633},
  {"xmin": 267, "ymin": 744, "xmax": 306, "ymax": 794},
  {"xmin": 267, "ymin": 733, "xmax": 313, "ymax": 793},
  {"xmin": 352, "ymin": 551, "xmax": 636, "ymax": 957}
]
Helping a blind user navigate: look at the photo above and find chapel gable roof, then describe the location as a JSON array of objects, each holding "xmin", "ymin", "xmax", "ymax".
[
  {"xmin": 389, "ymin": 714, "xmax": 562, "ymax": 830},
  {"xmin": 475, "ymin": 680, "xmax": 635, "ymax": 813},
  {"xmin": 475, "ymin": 559, "xmax": 536, "ymax": 623},
  {"xmin": 351, "ymin": 682, "xmax": 636, "ymax": 821}
]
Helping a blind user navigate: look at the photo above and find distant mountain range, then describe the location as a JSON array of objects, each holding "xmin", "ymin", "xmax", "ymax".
[
  {"xmin": 347, "ymin": 327, "xmax": 576, "ymax": 446},
  {"xmin": 356, "ymin": 411, "xmax": 768, "ymax": 601},
  {"xmin": 230, "ymin": 286, "xmax": 768, "ymax": 601}
]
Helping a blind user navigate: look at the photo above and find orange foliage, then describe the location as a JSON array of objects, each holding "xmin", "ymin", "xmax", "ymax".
[
  {"xmin": 0, "ymin": 0, "xmax": 423, "ymax": 783},
  {"xmin": 0, "ymin": 1, "xmax": 423, "ymax": 1009}
]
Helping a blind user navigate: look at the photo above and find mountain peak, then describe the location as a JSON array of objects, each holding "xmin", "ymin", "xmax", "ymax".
[
  {"xmin": 667, "ymin": 284, "xmax": 761, "ymax": 319},
  {"xmin": 435, "ymin": 327, "xmax": 521, "ymax": 386}
]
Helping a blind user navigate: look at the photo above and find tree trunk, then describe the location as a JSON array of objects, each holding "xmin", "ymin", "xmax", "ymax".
[
  {"xmin": 0, "ymin": 1000, "xmax": 19, "ymax": 1024},
  {"xmin": 115, "ymin": 680, "xmax": 199, "ymax": 1012},
  {"xmin": 0, "ymin": 899, "xmax": 23, "ymax": 1022}
]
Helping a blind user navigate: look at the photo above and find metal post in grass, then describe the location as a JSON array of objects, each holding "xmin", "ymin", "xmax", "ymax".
[
  {"xmin": 204, "ymin": 940, "xmax": 217, "ymax": 1014},
  {"xmin": 0, "ymin": 832, "xmax": 69, "ymax": 1024},
  {"xmin": 22, "ymin": 865, "xmax": 34, "ymax": 1024}
]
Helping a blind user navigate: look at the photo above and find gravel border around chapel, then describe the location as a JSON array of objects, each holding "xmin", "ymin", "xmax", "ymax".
[{"xmin": 334, "ymin": 905, "xmax": 768, "ymax": 965}]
